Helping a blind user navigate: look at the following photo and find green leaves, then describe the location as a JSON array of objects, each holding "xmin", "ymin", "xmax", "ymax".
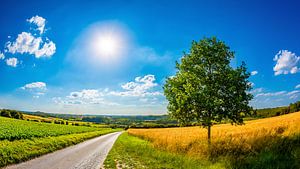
[{"xmin": 164, "ymin": 37, "xmax": 253, "ymax": 127}]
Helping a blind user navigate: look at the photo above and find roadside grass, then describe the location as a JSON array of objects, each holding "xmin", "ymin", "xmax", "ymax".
[
  {"xmin": 0, "ymin": 129, "xmax": 122, "ymax": 167},
  {"xmin": 104, "ymin": 132, "xmax": 225, "ymax": 169},
  {"xmin": 128, "ymin": 112, "xmax": 300, "ymax": 169}
]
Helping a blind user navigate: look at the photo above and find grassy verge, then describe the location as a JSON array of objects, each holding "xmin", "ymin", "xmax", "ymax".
[
  {"xmin": 0, "ymin": 128, "xmax": 122, "ymax": 167},
  {"xmin": 103, "ymin": 132, "xmax": 224, "ymax": 169}
]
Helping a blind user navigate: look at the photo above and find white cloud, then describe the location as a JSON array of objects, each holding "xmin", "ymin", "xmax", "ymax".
[
  {"xmin": 247, "ymin": 82, "xmax": 255, "ymax": 87},
  {"xmin": 34, "ymin": 41, "xmax": 56, "ymax": 58},
  {"xmin": 295, "ymin": 84, "xmax": 300, "ymax": 89},
  {"xmin": 0, "ymin": 52, "xmax": 5, "ymax": 59},
  {"xmin": 110, "ymin": 74, "xmax": 162, "ymax": 97},
  {"xmin": 5, "ymin": 57, "xmax": 18, "ymax": 67},
  {"xmin": 54, "ymin": 89, "xmax": 119, "ymax": 106},
  {"xmin": 21, "ymin": 82, "xmax": 47, "ymax": 90},
  {"xmin": 4, "ymin": 15, "xmax": 56, "ymax": 60},
  {"xmin": 251, "ymin": 70, "xmax": 258, "ymax": 76},
  {"xmin": 273, "ymin": 50, "xmax": 300, "ymax": 75},
  {"xmin": 21, "ymin": 82, "xmax": 47, "ymax": 98},
  {"xmin": 53, "ymin": 75, "xmax": 163, "ymax": 107},
  {"xmin": 27, "ymin": 15, "xmax": 46, "ymax": 34},
  {"xmin": 6, "ymin": 32, "xmax": 56, "ymax": 58},
  {"xmin": 6, "ymin": 32, "xmax": 42, "ymax": 55},
  {"xmin": 68, "ymin": 89, "xmax": 103, "ymax": 100}
]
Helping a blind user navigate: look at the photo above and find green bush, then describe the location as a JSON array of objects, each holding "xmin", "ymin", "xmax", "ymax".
[{"xmin": 0, "ymin": 109, "xmax": 23, "ymax": 119}]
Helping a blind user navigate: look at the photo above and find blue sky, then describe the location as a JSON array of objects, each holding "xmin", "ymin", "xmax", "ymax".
[{"xmin": 0, "ymin": 0, "xmax": 299, "ymax": 115}]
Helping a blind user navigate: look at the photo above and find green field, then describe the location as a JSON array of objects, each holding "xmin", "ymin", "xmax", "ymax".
[
  {"xmin": 0, "ymin": 116, "xmax": 102, "ymax": 141},
  {"xmin": 0, "ymin": 116, "xmax": 122, "ymax": 167}
]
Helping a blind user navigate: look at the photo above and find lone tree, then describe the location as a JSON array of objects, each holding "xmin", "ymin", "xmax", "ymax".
[{"xmin": 164, "ymin": 37, "xmax": 253, "ymax": 144}]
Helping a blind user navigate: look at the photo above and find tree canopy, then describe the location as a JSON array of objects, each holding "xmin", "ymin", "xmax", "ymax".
[{"xmin": 164, "ymin": 37, "xmax": 253, "ymax": 141}]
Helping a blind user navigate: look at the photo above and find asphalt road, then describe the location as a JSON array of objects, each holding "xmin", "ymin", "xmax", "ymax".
[{"xmin": 5, "ymin": 132, "xmax": 123, "ymax": 169}]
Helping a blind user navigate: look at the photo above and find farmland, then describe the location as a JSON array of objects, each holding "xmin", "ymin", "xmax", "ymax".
[
  {"xmin": 0, "ymin": 116, "xmax": 121, "ymax": 167},
  {"xmin": 105, "ymin": 111, "xmax": 300, "ymax": 168},
  {"xmin": 0, "ymin": 116, "xmax": 101, "ymax": 141}
]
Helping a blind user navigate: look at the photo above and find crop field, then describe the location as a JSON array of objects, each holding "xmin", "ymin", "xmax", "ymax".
[
  {"xmin": 0, "ymin": 116, "xmax": 101, "ymax": 141},
  {"xmin": 23, "ymin": 114, "xmax": 62, "ymax": 122},
  {"xmin": 23, "ymin": 114, "xmax": 97, "ymax": 126},
  {"xmin": 128, "ymin": 112, "xmax": 300, "ymax": 168},
  {"xmin": 0, "ymin": 116, "xmax": 121, "ymax": 167}
]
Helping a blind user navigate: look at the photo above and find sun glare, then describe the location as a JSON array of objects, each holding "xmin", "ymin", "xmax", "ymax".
[
  {"xmin": 96, "ymin": 34, "xmax": 118, "ymax": 57},
  {"xmin": 88, "ymin": 22, "xmax": 129, "ymax": 64}
]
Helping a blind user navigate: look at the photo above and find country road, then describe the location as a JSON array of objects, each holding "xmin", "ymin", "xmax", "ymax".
[{"xmin": 5, "ymin": 132, "xmax": 123, "ymax": 169}]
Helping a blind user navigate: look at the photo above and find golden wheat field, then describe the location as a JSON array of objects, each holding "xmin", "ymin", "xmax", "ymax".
[{"xmin": 128, "ymin": 112, "xmax": 300, "ymax": 158}]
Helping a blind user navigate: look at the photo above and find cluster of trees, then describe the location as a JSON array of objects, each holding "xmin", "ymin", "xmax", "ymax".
[
  {"xmin": 0, "ymin": 109, "xmax": 24, "ymax": 119},
  {"xmin": 254, "ymin": 101, "xmax": 300, "ymax": 118},
  {"xmin": 281, "ymin": 101, "xmax": 300, "ymax": 115}
]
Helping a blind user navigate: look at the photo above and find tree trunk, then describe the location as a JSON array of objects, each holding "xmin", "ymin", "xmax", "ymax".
[{"xmin": 208, "ymin": 125, "xmax": 211, "ymax": 145}]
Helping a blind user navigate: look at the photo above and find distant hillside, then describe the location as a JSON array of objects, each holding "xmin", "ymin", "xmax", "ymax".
[
  {"xmin": 4, "ymin": 100, "xmax": 299, "ymax": 128},
  {"xmin": 22, "ymin": 111, "xmax": 171, "ymax": 122},
  {"xmin": 22, "ymin": 111, "xmax": 178, "ymax": 128}
]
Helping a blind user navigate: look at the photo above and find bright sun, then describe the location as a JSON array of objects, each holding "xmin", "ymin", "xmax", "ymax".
[
  {"xmin": 96, "ymin": 34, "xmax": 119, "ymax": 57},
  {"xmin": 87, "ymin": 22, "xmax": 129, "ymax": 65}
]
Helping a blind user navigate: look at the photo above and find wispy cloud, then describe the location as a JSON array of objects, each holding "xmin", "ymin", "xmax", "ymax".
[
  {"xmin": 286, "ymin": 90, "xmax": 300, "ymax": 96},
  {"xmin": 252, "ymin": 88, "xmax": 300, "ymax": 108},
  {"xmin": 250, "ymin": 87, "xmax": 263, "ymax": 94},
  {"xmin": 256, "ymin": 91, "xmax": 286, "ymax": 97},
  {"xmin": 133, "ymin": 46, "xmax": 172, "ymax": 65}
]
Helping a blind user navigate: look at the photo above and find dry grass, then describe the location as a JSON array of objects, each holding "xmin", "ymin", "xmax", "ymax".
[
  {"xmin": 23, "ymin": 114, "xmax": 61, "ymax": 122},
  {"xmin": 128, "ymin": 111, "xmax": 300, "ymax": 159}
]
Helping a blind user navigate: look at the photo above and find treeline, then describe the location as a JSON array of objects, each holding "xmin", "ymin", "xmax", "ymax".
[
  {"xmin": 255, "ymin": 101, "xmax": 300, "ymax": 118},
  {"xmin": 0, "ymin": 109, "xmax": 24, "ymax": 119},
  {"xmin": 0, "ymin": 109, "xmax": 95, "ymax": 127},
  {"xmin": 281, "ymin": 101, "xmax": 300, "ymax": 114},
  {"xmin": 2, "ymin": 100, "xmax": 298, "ymax": 129},
  {"xmin": 24, "ymin": 111, "xmax": 178, "ymax": 126}
]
